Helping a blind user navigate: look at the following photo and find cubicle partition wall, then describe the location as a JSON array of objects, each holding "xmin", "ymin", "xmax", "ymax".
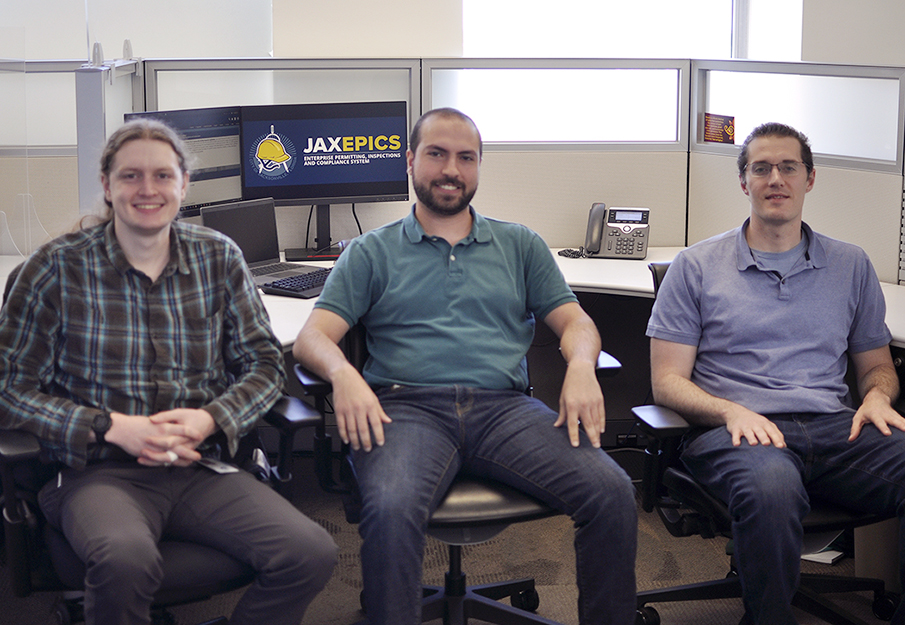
[
  {"xmin": 10, "ymin": 55, "xmax": 905, "ymax": 282},
  {"xmin": 0, "ymin": 59, "xmax": 88, "ymax": 256},
  {"xmin": 688, "ymin": 59, "xmax": 905, "ymax": 284},
  {"xmin": 420, "ymin": 58, "xmax": 691, "ymax": 249}
]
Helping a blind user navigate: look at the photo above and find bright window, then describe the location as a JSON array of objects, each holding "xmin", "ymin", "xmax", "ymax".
[{"xmin": 463, "ymin": 0, "xmax": 733, "ymax": 59}]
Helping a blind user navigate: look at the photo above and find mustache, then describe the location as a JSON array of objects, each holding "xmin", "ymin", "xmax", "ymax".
[{"xmin": 434, "ymin": 177, "xmax": 463, "ymax": 188}]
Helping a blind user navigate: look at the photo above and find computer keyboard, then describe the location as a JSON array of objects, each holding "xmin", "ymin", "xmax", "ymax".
[
  {"xmin": 260, "ymin": 267, "xmax": 332, "ymax": 299},
  {"xmin": 251, "ymin": 262, "xmax": 302, "ymax": 277}
]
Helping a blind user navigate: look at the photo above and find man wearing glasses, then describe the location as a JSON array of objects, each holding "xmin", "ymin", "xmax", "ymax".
[{"xmin": 646, "ymin": 122, "xmax": 905, "ymax": 625}]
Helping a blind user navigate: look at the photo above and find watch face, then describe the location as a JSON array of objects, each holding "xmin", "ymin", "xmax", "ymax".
[{"xmin": 93, "ymin": 411, "xmax": 112, "ymax": 433}]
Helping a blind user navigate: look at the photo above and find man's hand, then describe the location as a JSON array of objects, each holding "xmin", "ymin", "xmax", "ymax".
[
  {"xmin": 331, "ymin": 364, "xmax": 392, "ymax": 452},
  {"xmin": 104, "ymin": 409, "xmax": 217, "ymax": 467},
  {"xmin": 724, "ymin": 406, "xmax": 785, "ymax": 448},
  {"xmin": 554, "ymin": 360, "xmax": 605, "ymax": 448},
  {"xmin": 849, "ymin": 388, "xmax": 905, "ymax": 441}
]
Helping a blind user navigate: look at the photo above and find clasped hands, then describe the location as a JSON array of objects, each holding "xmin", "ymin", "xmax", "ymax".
[{"xmin": 102, "ymin": 408, "xmax": 218, "ymax": 467}]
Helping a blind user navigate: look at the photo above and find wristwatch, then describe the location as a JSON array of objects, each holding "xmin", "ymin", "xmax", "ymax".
[{"xmin": 91, "ymin": 409, "xmax": 112, "ymax": 445}]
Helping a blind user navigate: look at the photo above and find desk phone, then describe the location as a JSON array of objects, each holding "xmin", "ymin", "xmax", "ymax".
[{"xmin": 584, "ymin": 203, "xmax": 650, "ymax": 259}]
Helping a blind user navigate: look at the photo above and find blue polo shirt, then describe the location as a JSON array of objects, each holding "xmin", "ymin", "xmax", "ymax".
[
  {"xmin": 315, "ymin": 207, "xmax": 577, "ymax": 390},
  {"xmin": 646, "ymin": 220, "xmax": 891, "ymax": 416}
]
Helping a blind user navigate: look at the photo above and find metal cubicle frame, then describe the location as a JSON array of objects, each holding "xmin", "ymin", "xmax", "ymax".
[{"xmin": 690, "ymin": 59, "xmax": 905, "ymax": 175}]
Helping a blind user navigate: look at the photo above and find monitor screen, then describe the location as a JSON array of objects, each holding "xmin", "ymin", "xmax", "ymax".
[
  {"xmin": 239, "ymin": 101, "xmax": 409, "ymax": 206},
  {"xmin": 125, "ymin": 106, "xmax": 242, "ymax": 216}
]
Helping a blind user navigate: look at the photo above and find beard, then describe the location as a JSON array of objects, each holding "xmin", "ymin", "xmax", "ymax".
[{"xmin": 413, "ymin": 177, "xmax": 476, "ymax": 217}]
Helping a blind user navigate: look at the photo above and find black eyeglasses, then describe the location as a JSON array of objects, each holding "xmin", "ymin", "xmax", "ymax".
[{"xmin": 746, "ymin": 161, "xmax": 807, "ymax": 178}]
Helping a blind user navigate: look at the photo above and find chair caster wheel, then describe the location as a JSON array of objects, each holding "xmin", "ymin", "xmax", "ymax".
[
  {"xmin": 53, "ymin": 597, "xmax": 79, "ymax": 625},
  {"xmin": 511, "ymin": 588, "xmax": 540, "ymax": 612},
  {"xmin": 636, "ymin": 605, "xmax": 660, "ymax": 625},
  {"xmin": 53, "ymin": 606, "xmax": 72, "ymax": 625},
  {"xmin": 873, "ymin": 591, "xmax": 899, "ymax": 621}
]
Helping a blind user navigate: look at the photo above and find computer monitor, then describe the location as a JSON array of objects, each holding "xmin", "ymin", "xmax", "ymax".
[
  {"xmin": 124, "ymin": 106, "xmax": 242, "ymax": 217},
  {"xmin": 239, "ymin": 101, "xmax": 409, "ymax": 258}
]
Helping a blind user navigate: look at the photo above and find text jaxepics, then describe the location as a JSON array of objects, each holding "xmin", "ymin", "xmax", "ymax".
[{"xmin": 303, "ymin": 135, "xmax": 402, "ymax": 153}]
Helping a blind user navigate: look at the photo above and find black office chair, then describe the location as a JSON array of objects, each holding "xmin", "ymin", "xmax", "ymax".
[
  {"xmin": 290, "ymin": 325, "xmax": 621, "ymax": 625},
  {"xmin": 633, "ymin": 261, "xmax": 899, "ymax": 625},
  {"xmin": 0, "ymin": 264, "xmax": 323, "ymax": 625},
  {"xmin": 0, "ymin": 397, "xmax": 321, "ymax": 625}
]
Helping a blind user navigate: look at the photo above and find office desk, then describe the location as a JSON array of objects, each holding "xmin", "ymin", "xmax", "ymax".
[
  {"xmin": 551, "ymin": 247, "xmax": 683, "ymax": 297},
  {"xmin": 260, "ymin": 248, "xmax": 685, "ymax": 348},
  {"xmin": 2, "ymin": 250, "xmax": 903, "ymax": 349}
]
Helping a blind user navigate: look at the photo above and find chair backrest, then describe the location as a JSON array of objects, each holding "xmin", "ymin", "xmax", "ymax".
[
  {"xmin": 2, "ymin": 263, "xmax": 23, "ymax": 308},
  {"xmin": 648, "ymin": 261, "xmax": 670, "ymax": 296}
]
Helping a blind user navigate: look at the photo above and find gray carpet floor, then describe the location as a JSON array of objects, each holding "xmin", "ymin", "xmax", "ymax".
[{"xmin": 0, "ymin": 455, "xmax": 895, "ymax": 625}]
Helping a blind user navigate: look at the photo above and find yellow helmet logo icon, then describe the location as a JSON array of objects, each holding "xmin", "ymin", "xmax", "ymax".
[
  {"xmin": 257, "ymin": 138, "xmax": 291, "ymax": 163},
  {"xmin": 255, "ymin": 126, "xmax": 293, "ymax": 174}
]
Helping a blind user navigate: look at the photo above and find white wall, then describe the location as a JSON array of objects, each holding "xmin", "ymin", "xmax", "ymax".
[
  {"xmin": 1, "ymin": 0, "xmax": 272, "ymax": 60},
  {"xmin": 273, "ymin": 0, "xmax": 463, "ymax": 57},
  {"xmin": 802, "ymin": 0, "xmax": 905, "ymax": 66}
]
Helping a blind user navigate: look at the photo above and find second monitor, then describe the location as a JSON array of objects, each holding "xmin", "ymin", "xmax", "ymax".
[{"xmin": 240, "ymin": 101, "xmax": 409, "ymax": 259}]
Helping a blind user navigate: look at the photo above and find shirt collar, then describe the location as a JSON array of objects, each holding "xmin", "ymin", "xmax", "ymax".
[
  {"xmin": 102, "ymin": 220, "xmax": 189, "ymax": 278},
  {"xmin": 735, "ymin": 218, "xmax": 826, "ymax": 271},
  {"xmin": 402, "ymin": 205, "xmax": 493, "ymax": 245}
]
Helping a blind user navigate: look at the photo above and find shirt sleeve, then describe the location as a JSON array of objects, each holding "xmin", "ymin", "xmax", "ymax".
[
  {"xmin": 523, "ymin": 230, "xmax": 577, "ymax": 320},
  {"xmin": 848, "ymin": 251, "xmax": 893, "ymax": 354},
  {"xmin": 0, "ymin": 251, "xmax": 97, "ymax": 468},
  {"xmin": 200, "ymin": 245, "xmax": 286, "ymax": 458},
  {"xmin": 314, "ymin": 237, "xmax": 377, "ymax": 328},
  {"xmin": 645, "ymin": 250, "xmax": 704, "ymax": 347}
]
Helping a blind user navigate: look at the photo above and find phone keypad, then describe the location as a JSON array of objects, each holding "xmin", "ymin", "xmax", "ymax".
[{"xmin": 606, "ymin": 229, "xmax": 647, "ymax": 256}]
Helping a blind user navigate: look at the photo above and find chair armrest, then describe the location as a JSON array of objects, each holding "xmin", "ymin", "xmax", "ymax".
[
  {"xmin": 0, "ymin": 429, "xmax": 42, "ymax": 464},
  {"xmin": 632, "ymin": 405, "xmax": 691, "ymax": 514},
  {"xmin": 631, "ymin": 404, "xmax": 691, "ymax": 439},
  {"xmin": 293, "ymin": 364, "xmax": 332, "ymax": 397},
  {"xmin": 596, "ymin": 351, "xmax": 621, "ymax": 378},
  {"xmin": 261, "ymin": 396, "xmax": 322, "ymax": 433}
]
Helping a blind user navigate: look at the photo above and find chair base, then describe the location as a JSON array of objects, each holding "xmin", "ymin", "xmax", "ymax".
[
  {"xmin": 353, "ymin": 544, "xmax": 565, "ymax": 625},
  {"xmin": 417, "ymin": 577, "xmax": 562, "ymax": 625},
  {"xmin": 636, "ymin": 571, "xmax": 896, "ymax": 625}
]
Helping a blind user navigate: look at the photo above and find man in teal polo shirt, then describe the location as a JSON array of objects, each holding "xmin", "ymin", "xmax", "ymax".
[{"xmin": 293, "ymin": 107, "xmax": 636, "ymax": 625}]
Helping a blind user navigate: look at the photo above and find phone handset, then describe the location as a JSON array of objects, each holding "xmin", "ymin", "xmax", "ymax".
[{"xmin": 584, "ymin": 202, "xmax": 607, "ymax": 254}]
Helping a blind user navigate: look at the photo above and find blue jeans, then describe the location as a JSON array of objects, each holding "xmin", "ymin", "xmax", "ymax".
[
  {"xmin": 681, "ymin": 411, "xmax": 905, "ymax": 625},
  {"xmin": 351, "ymin": 385, "xmax": 637, "ymax": 625}
]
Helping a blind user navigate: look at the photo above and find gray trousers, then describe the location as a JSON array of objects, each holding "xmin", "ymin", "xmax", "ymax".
[{"xmin": 39, "ymin": 461, "xmax": 337, "ymax": 625}]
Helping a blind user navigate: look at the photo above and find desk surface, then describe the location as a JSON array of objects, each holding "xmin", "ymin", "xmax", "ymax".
[{"xmin": 3, "ymin": 250, "xmax": 905, "ymax": 349}]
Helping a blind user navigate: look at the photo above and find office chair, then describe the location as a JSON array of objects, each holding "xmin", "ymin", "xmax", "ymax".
[
  {"xmin": 291, "ymin": 325, "xmax": 621, "ymax": 625},
  {"xmin": 633, "ymin": 261, "xmax": 899, "ymax": 625},
  {"xmin": 0, "ymin": 264, "xmax": 323, "ymax": 625}
]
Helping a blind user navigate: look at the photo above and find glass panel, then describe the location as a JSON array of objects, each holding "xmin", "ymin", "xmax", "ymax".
[
  {"xmin": 705, "ymin": 70, "xmax": 900, "ymax": 162},
  {"xmin": 431, "ymin": 68, "xmax": 680, "ymax": 143},
  {"xmin": 155, "ymin": 68, "xmax": 413, "ymax": 111}
]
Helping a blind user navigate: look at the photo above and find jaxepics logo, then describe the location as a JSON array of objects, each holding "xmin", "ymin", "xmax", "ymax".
[{"xmin": 250, "ymin": 126, "xmax": 297, "ymax": 180}]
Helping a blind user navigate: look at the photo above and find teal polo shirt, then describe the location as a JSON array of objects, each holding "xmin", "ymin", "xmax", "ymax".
[{"xmin": 315, "ymin": 207, "xmax": 577, "ymax": 390}]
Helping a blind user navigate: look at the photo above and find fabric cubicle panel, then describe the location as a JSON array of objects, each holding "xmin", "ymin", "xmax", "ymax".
[
  {"xmin": 687, "ymin": 150, "xmax": 903, "ymax": 284},
  {"xmin": 475, "ymin": 150, "xmax": 688, "ymax": 250}
]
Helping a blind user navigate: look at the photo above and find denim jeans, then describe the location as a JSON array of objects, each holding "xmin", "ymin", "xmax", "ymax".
[
  {"xmin": 351, "ymin": 385, "xmax": 637, "ymax": 625},
  {"xmin": 681, "ymin": 411, "xmax": 905, "ymax": 625}
]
